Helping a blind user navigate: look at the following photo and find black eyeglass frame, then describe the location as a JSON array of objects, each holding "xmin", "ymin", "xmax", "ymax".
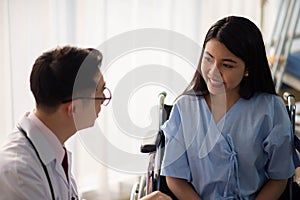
[{"xmin": 61, "ymin": 87, "xmax": 112, "ymax": 106}]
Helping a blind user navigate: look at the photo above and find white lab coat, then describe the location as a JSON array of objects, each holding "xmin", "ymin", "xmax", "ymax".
[{"xmin": 0, "ymin": 113, "xmax": 78, "ymax": 200}]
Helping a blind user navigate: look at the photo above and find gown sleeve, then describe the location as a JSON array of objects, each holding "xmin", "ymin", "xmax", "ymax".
[
  {"xmin": 161, "ymin": 102, "xmax": 192, "ymax": 182},
  {"xmin": 263, "ymin": 97, "xmax": 295, "ymax": 179}
]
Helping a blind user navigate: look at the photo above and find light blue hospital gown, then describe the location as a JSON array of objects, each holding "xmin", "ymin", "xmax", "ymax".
[{"xmin": 161, "ymin": 93, "xmax": 294, "ymax": 200}]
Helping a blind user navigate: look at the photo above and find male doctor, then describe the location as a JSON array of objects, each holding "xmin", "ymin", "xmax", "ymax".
[{"xmin": 0, "ymin": 46, "xmax": 170, "ymax": 200}]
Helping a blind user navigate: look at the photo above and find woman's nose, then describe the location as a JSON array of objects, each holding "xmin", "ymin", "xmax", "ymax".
[{"xmin": 210, "ymin": 63, "xmax": 222, "ymax": 76}]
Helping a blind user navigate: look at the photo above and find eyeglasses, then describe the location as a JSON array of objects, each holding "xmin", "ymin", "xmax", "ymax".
[{"xmin": 62, "ymin": 87, "xmax": 112, "ymax": 106}]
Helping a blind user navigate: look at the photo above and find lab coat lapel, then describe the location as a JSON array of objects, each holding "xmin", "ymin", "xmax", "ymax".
[{"xmin": 55, "ymin": 160, "xmax": 69, "ymax": 185}]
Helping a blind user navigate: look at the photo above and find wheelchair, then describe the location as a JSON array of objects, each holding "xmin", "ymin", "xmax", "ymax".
[{"xmin": 130, "ymin": 92, "xmax": 300, "ymax": 200}]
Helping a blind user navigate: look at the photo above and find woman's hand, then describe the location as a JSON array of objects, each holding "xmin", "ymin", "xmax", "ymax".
[{"xmin": 139, "ymin": 191, "xmax": 172, "ymax": 200}]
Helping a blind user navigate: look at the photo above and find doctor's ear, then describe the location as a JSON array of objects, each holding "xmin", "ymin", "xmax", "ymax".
[{"xmin": 66, "ymin": 103, "xmax": 75, "ymax": 117}]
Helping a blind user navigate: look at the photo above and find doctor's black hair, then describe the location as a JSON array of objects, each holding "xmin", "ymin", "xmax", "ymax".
[
  {"xmin": 30, "ymin": 46, "xmax": 102, "ymax": 111},
  {"xmin": 184, "ymin": 16, "xmax": 276, "ymax": 99}
]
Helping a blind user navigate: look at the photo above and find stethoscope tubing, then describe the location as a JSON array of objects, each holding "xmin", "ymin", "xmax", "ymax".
[{"xmin": 17, "ymin": 125, "xmax": 55, "ymax": 200}]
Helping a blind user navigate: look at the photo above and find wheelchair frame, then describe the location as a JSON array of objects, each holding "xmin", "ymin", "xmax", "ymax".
[
  {"xmin": 280, "ymin": 92, "xmax": 300, "ymax": 200},
  {"xmin": 130, "ymin": 92, "xmax": 175, "ymax": 200},
  {"xmin": 130, "ymin": 92, "xmax": 300, "ymax": 200}
]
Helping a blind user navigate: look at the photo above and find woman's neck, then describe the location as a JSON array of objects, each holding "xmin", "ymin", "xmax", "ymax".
[{"xmin": 204, "ymin": 93, "xmax": 240, "ymax": 123}]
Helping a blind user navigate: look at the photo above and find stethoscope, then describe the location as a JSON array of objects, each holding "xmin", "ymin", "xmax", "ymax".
[{"xmin": 17, "ymin": 125, "xmax": 78, "ymax": 200}]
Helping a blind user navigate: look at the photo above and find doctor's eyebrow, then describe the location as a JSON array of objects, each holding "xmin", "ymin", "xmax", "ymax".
[
  {"xmin": 204, "ymin": 51, "xmax": 238, "ymax": 64},
  {"xmin": 96, "ymin": 82, "xmax": 106, "ymax": 91}
]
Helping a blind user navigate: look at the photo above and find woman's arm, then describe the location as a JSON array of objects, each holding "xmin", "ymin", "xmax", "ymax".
[
  {"xmin": 255, "ymin": 179, "xmax": 288, "ymax": 200},
  {"xmin": 166, "ymin": 176, "xmax": 201, "ymax": 200}
]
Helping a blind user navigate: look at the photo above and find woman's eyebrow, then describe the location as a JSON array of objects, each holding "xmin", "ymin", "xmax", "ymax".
[
  {"xmin": 222, "ymin": 58, "xmax": 237, "ymax": 63},
  {"xmin": 204, "ymin": 51, "xmax": 237, "ymax": 63},
  {"xmin": 204, "ymin": 51, "xmax": 213, "ymax": 58}
]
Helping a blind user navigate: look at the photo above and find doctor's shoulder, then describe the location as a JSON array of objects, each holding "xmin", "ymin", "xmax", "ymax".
[{"xmin": 0, "ymin": 130, "xmax": 44, "ymax": 182}]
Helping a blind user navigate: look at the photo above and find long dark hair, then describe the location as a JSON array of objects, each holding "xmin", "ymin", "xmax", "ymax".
[{"xmin": 184, "ymin": 16, "xmax": 276, "ymax": 99}]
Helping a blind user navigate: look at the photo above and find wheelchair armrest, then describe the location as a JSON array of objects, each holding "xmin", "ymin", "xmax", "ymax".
[
  {"xmin": 140, "ymin": 130, "xmax": 164, "ymax": 153},
  {"xmin": 140, "ymin": 144, "xmax": 156, "ymax": 153}
]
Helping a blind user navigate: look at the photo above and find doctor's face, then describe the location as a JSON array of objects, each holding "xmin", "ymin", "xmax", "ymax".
[{"xmin": 73, "ymin": 74, "xmax": 110, "ymax": 130}]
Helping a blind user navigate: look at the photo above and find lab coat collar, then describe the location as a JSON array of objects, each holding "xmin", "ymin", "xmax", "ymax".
[
  {"xmin": 17, "ymin": 113, "xmax": 58, "ymax": 165},
  {"xmin": 17, "ymin": 112, "xmax": 74, "ymax": 185}
]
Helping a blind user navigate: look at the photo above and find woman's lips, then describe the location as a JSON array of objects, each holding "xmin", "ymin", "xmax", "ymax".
[{"xmin": 208, "ymin": 77, "xmax": 224, "ymax": 88}]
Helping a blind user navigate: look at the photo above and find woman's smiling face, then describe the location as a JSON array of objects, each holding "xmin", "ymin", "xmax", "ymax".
[{"xmin": 201, "ymin": 39, "xmax": 247, "ymax": 98}]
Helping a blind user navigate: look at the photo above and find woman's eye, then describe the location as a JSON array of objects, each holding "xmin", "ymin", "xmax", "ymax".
[
  {"xmin": 223, "ymin": 63, "xmax": 233, "ymax": 68},
  {"xmin": 204, "ymin": 56, "xmax": 213, "ymax": 63}
]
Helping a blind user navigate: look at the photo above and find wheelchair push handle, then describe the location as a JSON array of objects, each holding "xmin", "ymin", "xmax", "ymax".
[
  {"xmin": 158, "ymin": 92, "xmax": 167, "ymax": 108},
  {"xmin": 283, "ymin": 91, "xmax": 296, "ymax": 135},
  {"xmin": 140, "ymin": 92, "xmax": 167, "ymax": 153},
  {"xmin": 283, "ymin": 92, "xmax": 295, "ymax": 107},
  {"xmin": 158, "ymin": 92, "xmax": 167, "ymax": 129}
]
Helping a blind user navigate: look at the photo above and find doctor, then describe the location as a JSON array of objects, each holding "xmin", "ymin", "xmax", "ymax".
[{"xmin": 0, "ymin": 46, "xmax": 171, "ymax": 200}]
